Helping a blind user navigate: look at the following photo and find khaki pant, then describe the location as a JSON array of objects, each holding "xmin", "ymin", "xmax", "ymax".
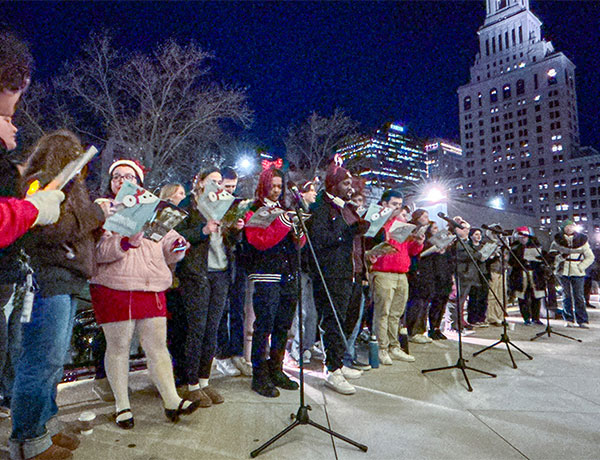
[
  {"xmin": 372, "ymin": 272, "xmax": 409, "ymax": 350},
  {"xmin": 486, "ymin": 271, "xmax": 505, "ymax": 324}
]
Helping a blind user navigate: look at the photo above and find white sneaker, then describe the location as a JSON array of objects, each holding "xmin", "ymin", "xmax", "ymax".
[
  {"xmin": 422, "ymin": 334, "xmax": 433, "ymax": 343},
  {"xmin": 409, "ymin": 334, "xmax": 430, "ymax": 344},
  {"xmin": 325, "ymin": 369, "xmax": 356, "ymax": 395},
  {"xmin": 389, "ymin": 347, "xmax": 416, "ymax": 362},
  {"xmin": 216, "ymin": 358, "xmax": 241, "ymax": 376},
  {"xmin": 231, "ymin": 356, "xmax": 253, "ymax": 376},
  {"xmin": 378, "ymin": 349, "xmax": 393, "ymax": 365},
  {"xmin": 341, "ymin": 365, "xmax": 362, "ymax": 380}
]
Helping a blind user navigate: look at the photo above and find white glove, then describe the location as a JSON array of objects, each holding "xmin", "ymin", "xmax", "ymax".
[{"xmin": 25, "ymin": 190, "xmax": 66, "ymax": 226}]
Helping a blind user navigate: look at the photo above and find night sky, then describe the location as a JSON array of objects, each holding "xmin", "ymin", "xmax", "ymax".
[{"xmin": 4, "ymin": 1, "xmax": 600, "ymax": 155}]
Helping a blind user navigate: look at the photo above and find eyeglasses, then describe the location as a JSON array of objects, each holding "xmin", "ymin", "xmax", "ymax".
[{"xmin": 111, "ymin": 174, "xmax": 137, "ymax": 182}]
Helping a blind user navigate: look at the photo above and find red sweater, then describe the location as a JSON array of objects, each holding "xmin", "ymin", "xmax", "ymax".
[
  {"xmin": 371, "ymin": 217, "xmax": 423, "ymax": 273},
  {"xmin": 0, "ymin": 197, "xmax": 38, "ymax": 249}
]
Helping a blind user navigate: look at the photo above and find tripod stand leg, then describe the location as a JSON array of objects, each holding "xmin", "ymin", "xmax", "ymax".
[
  {"xmin": 308, "ymin": 419, "xmax": 368, "ymax": 452},
  {"xmin": 530, "ymin": 327, "xmax": 582, "ymax": 342},
  {"xmin": 472, "ymin": 340, "xmax": 502, "ymax": 357},
  {"xmin": 505, "ymin": 342, "xmax": 517, "ymax": 369},
  {"xmin": 507, "ymin": 341, "xmax": 533, "ymax": 360},
  {"xmin": 530, "ymin": 327, "xmax": 551, "ymax": 341},
  {"xmin": 421, "ymin": 364, "xmax": 459, "ymax": 374},
  {"xmin": 250, "ymin": 420, "xmax": 301, "ymax": 458},
  {"xmin": 464, "ymin": 365, "xmax": 497, "ymax": 378},
  {"xmin": 459, "ymin": 367, "xmax": 473, "ymax": 392}
]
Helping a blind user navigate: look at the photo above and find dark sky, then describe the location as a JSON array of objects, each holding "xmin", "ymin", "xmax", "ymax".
[{"xmin": 4, "ymin": 1, "xmax": 600, "ymax": 154}]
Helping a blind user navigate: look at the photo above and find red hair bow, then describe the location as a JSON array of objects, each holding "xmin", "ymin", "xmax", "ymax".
[{"xmin": 261, "ymin": 158, "xmax": 283, "ymax": 171}]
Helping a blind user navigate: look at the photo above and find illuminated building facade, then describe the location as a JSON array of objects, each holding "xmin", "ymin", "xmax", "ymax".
[
  {"xmin": 457, "ymin": 0, "xmax": 594, "ymax": 233},
  {"xmin": 337, "ymin": 122, "xmax": 427, "ymax": 191},
  {"xmin": 425, "ymin": 140, "xmax": 464, "ymax": 180}
]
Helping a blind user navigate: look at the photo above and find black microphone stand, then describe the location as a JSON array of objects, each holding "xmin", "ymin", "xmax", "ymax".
[
  {"xmin": 527, "ymin": 236, "xmax": 582, "ymax": 343},
  {"xmin": 250, "ymin": 194, "xmax": 367, "ymax": 458},
  {"xmin": 472, "ymin": 230, "xmax": 533, "ymax": 368},
  {"xmin": 421, "ymin": 226, "xmax": 496, "ymax": 392}
]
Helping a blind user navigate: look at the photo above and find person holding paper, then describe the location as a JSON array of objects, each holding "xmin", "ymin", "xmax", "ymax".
[
  {"xmin": 0, "ymin": 32, "xmax": 65, "ymax": 251},
  {"xmin": 90, "ymin": 159, "xmax": 200, "ymax": 430},
  {"xmin": 307, "ymin": 164, "xmax": 370, "ymax": 395},
  {"xmin": 370, "ymin": 193, "xmax": 424, "ymax": 365},
  {"xmin": 175, "ymin": 167, "xmax": 242, "ymax": 406},
  {"xmin": 244, "ymin": 167, "xmax": 306, "ymax": 397},
  {"xmin": 406, "ymin": 222, "xmax": 453, "ymax": 341},
  {"xmin": 549, "ymin": 220, "xmax": 594, "ymax": 328},
  {"xmin": 507, "ymin": 227, "xmax": 547, "ymax": 326},
  {"xmin": 466, "ymin": 228, "xmax": 490, "ymax": 327},
  {"xmin": 9, "ymin": 131, "xmax": 105, "ymax": 460}
]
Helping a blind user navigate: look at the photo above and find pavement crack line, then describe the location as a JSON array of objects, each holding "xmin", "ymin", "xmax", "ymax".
[{"xmin": 469, "ymin": 411, "xmax": 531, "ymax": 460}]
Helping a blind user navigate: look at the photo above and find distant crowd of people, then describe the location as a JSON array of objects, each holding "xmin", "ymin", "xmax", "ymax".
[{"xmin": 0, "ymin": 31, "xmax": 597, "ymax": 460}]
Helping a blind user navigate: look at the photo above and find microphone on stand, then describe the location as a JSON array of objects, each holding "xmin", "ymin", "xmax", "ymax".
[
  {"xmin": 287, "ymin": 181, "xmax": 310, "ymax": 213},
  {"xmin": 437, "ymin": 212, "xmax": 465, "ymax": 230},
  {"xmin": 481, "ymin": 224, "xmax": 513, "ymax": 236}
]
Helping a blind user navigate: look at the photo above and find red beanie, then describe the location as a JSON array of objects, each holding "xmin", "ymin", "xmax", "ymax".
[{"xmin": 325, "ymin": 162, "xmax": 351, "ymax": 192}]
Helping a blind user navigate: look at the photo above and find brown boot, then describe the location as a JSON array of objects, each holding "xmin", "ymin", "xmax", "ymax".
[
  {"xmin": 202, "ymin": 385, "xmax": 224, "ymax": 404},
  {"xmin": 185, "ymin": 388, "xmax": 212, "ymax": 408},
  {"xmin": 51, "ymin": 432, "xmax": 80, "ymax": 451},
  {"xmin": 30, "ymin": 444, "xmax": 73, "ymax": 459}
]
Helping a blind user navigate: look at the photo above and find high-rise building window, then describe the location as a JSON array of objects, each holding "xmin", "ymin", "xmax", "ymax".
[
  {"xmin": 486, "ymin": 39, "xmax": 490, "ymax": 56},
  {"xmin": 534, "ymin": 73, "xmax": 538, "ymax": 89},
  {"xmin": 492, "ymin": 36, "xmax": 496, "ymax": 53},
  {"xmin": 490, "ymin": 88, "xmax": 498, "ymax": 103},
  {"xmin": 503, "ymin": 84, "xmax": 511, "ymax": 99},
  {"xmin": 516, "ymin": 79, "xmax": 525, "ymax": 95},
  {"xmin": 547, "ymin": 68, "xmax": 558, "ymax": 85},
  {"xmin": 519, "ymin": 25, "xmax": 523, "ymax": 43},
  {"xmin": 512, "ymin": 29, "xmax": 516, "ymax": 46},
  {"xmin": 478, "ymin": 92, "xmax": 482, "ymax": 107},
  {"xmin": 498, "ymin": 34, "xmax": 503, "ymax": 51},
  {"xmin": 464, "ymin": 96, "xmax": 472, "ymax": 110}
]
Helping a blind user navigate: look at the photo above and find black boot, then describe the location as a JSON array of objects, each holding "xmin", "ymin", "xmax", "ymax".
[
  {"xmin": 268, "ymin": 358, "xmax": 299, "ymax": 391},
  {"xmin": 251, "ymin": 362, "xmax": 280, "ymax": 398}
]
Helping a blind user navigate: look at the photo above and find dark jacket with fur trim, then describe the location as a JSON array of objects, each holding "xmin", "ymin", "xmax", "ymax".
[
  {"xmin": 549, "ymin": 232, "xmax": 594, "ymax": 277},
  {"xmin": 507, "ymin": 241, "xmax": 547, "ymax": 295}
]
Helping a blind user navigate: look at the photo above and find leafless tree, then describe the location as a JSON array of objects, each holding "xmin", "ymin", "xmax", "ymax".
[
  {"xmin": 36, "ymin": 32, "xmax": 254, "ymax": 185},
  {"xmin": 284, "ymin": 108, "xmax": 359, "ymax": 177}
]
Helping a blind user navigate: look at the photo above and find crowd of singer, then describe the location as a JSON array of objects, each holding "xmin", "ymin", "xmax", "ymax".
[{"xmin": 0, "ymin": 32, "xmax": 597, "ymax": 460}]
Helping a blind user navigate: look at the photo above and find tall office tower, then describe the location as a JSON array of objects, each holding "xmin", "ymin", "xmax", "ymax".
[
  {"xmin": 425, "ymin": 140, "xmax": 464, "ymax": 180},
  {"xmin": 337, "ymin": 122, "xmax": 427, "ymax": 192},
  {"xmin": 458, "ymin": 0, "xmax": 581, "ymax": 229}
]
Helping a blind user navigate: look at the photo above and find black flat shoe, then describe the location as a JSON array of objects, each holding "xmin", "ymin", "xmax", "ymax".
[
  {"xmin": 114, "ymin": 408, "xmax": 134, "ymax": 429},
  {"xmin": 165, "ymin": 398, "xmax": 201, "ymax": 423}
]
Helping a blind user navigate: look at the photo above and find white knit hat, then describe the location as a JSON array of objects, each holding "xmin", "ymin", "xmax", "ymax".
[{"xmin": 109, "ymin": 159, "xmax": 145, "ymax": 184}]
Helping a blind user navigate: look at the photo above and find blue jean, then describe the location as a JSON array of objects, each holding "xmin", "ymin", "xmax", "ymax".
[
  {"xmin": 289, "ymin": 272, "xmax": 318, "ymax": 361},
  {"xmin": 10, "ymin": 294, "xmax": 77, "ymax": 459},
  {"xmin": 560, "ymin": 276, "xmax": 588, "ymax": 324}
]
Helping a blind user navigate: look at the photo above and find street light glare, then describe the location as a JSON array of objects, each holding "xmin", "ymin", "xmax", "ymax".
[
  {"xmin": 424, "ymin": 186, "xmax": 446, "ymax": 203},
  {"xmin": 238, "ymin": 157, "xmax": 253, "ymax": 172}
]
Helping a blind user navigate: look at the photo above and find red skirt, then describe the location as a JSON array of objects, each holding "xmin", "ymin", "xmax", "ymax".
[{"xmin": 90, "ymin": 284, "xmax": 167, "ymax": 324}]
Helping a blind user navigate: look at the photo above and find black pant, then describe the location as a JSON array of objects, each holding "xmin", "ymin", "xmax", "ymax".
[
  {"xmin": 518, "ymin": 288, "xmax": 541, "ymax": 322},
  {"xmin": 217, "ymin": 263, "xmax": 246, "ymax": 358},
  {"xmin": 166, "ymin": 289, "xmax": 187, "ymax": 386},
  {"xmin": 467, "ymin": 284, "xmax": 488, "ymax": 324},
  {"xmin": 180, "ymin": 271, "xmax": 230, "ymax": 384},
  {"xmin": 251, "ymin": 279, "xmax": 296, "ymax": 369},
  {"xmin": 313, "ymin": 277, "xmax": 353, "ymax": 372}
]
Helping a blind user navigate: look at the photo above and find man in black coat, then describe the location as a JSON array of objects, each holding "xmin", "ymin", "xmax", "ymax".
[{"xmin": 307, "ymin": 163, "xmax": 368, "ymax": 395}]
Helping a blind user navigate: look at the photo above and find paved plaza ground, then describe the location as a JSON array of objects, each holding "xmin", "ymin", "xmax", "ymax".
[{"xmin": 0, "ymin": 306, "xmax": 598, "ymax": 460}]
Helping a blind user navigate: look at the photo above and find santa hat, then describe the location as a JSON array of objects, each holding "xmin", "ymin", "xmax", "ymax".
[
  {"xmin": 515, "ymin": 226, "xmax": 534, "ymax": 236},
  {"xmin": 109, "ymin": 159, "xmax": 145, "ymax": 184},
  {"xmin": 325, "ymin": 162, "xmax": 351, "ymax": 192}
]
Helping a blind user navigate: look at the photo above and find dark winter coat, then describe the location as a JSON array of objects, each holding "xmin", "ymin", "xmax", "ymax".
[
  {"xmin": 175, "ymin": 196, "xmax": 238, "ymax": 282},
  {"xmin": 507, "ymin": 241, "xmax": 547, "ymax": 295},
  {"xmin": 307, "ymin": 192, "xmax": 367, "ymax": 280}
]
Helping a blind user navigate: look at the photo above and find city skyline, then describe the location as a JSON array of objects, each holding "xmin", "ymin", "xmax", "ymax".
[{"xmin": 3, "ymin": 1, "xmax": 599, "ymax": 154}]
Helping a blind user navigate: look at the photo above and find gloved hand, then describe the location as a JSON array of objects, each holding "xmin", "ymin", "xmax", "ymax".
[{"xmin": 25, "ymin": 190, "xmax": 65, "ymax": 226}]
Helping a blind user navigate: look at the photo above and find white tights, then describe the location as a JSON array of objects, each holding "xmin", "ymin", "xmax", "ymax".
[{"xmin": 102, "ymin": 317, "xmax": 183, "ymax": 414}]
